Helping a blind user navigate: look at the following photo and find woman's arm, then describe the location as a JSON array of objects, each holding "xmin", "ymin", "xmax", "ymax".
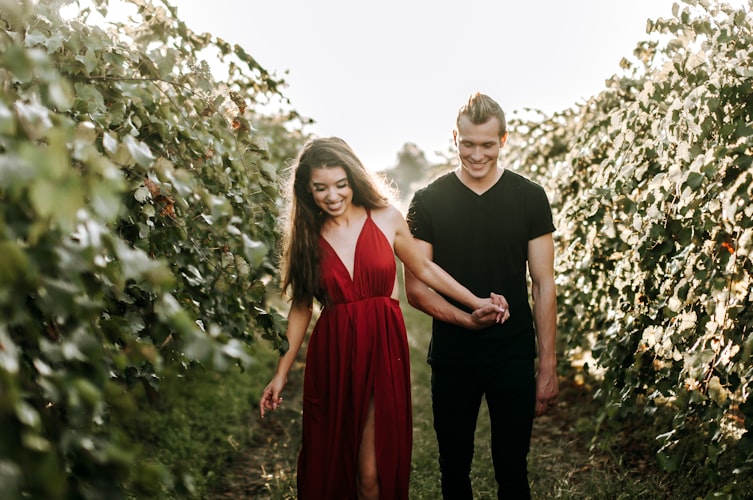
[
  {"xmin": 403, "ymin": 239, "xmax": 505, "ymax": 329},
  {"xmin": 391, "ymin": 206, "xmax": 505, "ymax": 314},
  {"xmin": 259, "ymin": 299, "xmax": 313, "ymax": 418}
]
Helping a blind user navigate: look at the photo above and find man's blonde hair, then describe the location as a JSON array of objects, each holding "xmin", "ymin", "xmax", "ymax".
[{"xmin": 456, "ymin": 92, "xmax": 507, "ymax": 137}]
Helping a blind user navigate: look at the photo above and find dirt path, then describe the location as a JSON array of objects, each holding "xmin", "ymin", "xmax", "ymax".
[
  {"xmin": 214, "ymin": 360, "xmax": 304, "ymax": 499},
  {"xmin": 213, "ymin": 364, "xmax": 600, "ymax": 499}
]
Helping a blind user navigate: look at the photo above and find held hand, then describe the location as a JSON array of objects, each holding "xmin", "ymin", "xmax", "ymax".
[
  {"xmin": 490, "ymin": 292, "xmax": 510, "ymax": 323},
  {"xmin": 470, "ymin": 303, "xmax": 502, "ymax": 328},
  {"xmin": 259, "ymin": 375, "xmax": 286, "ymax": 418},
  {"xmin": 470, "ymin": 294, "xmax": 509, "ymax": 328}
]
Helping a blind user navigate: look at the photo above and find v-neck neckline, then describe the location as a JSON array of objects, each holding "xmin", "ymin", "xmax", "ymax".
[
  {"xmin": 320, "ymin": 211, "xmax": 370, "ymax": 282},
  {"xmin": 453, "ymin": 168, "xmax": 505, "ymax": 196}
]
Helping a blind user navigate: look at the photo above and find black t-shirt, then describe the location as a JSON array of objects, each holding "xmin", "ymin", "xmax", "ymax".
[{"xmin": 406, "ymin": 169, "xmax": 555, "ymax": 366}]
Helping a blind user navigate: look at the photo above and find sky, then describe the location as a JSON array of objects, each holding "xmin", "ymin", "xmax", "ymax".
[{"xmin": 154, "ymin": 0, "xmax": 744, "ymax": 170}]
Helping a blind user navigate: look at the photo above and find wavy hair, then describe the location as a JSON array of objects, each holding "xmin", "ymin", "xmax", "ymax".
[{"xmin": 279, "ymin": 137, "xmax": 392, "ymax": 304}]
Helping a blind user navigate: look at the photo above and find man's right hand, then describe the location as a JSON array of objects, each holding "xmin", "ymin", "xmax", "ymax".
[{"xmin": 470, "ymin": 293, "xmax": 509, "ymax": 328}]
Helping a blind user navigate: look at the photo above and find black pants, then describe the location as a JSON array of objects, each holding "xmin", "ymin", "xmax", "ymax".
[{"xmin": 431, "ymin": 359, "xmax": 536, "ymax": 500}]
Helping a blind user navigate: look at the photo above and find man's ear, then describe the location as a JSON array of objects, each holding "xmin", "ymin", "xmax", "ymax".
[
  {"xmin": 452, "ymin": 129, "xmax": 458, "ymax": 146},
  {"xmin": 500, "ymin": 131, "xmax": 509, "ymax": 147}
]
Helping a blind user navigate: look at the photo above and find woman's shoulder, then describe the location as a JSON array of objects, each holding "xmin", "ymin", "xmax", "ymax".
[
  {"xmin": 370, "ymin": 204, "xmax": 402, "ymax": 223},
  {"xmin": 370, "ymin": 204, "xmax": 406, "ymax": 235}
]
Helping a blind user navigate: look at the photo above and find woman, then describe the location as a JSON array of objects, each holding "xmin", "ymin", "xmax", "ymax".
[{"xmin": 259, "ymin": 137, "xmax": 507, "ymax": 499}]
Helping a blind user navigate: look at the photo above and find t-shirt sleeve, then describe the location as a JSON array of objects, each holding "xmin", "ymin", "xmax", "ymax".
[
  {"xmin": 406, "ymin": 191, "xmax": 433, "ymax": 243},
  {"xmin": 528, "ymin": 184, "xmax": 556, "ymax": 240}
]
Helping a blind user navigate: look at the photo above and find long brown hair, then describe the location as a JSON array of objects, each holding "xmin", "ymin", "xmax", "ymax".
[{"xmin": 279, "ymin": 137, "xmax": 391, "ymax": 304}]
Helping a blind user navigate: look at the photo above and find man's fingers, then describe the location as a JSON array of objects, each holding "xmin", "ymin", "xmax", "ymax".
[{"xmin": 535, "ymin": 398, "xmax": 557, "ymax": 417}]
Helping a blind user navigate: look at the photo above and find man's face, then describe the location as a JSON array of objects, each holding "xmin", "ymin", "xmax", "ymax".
[{"xmin": 454, "ymin": 116, "xmax": 507, "ymax": 182}]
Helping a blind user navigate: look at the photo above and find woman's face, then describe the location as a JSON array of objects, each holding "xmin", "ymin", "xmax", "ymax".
[{"xmin": 308, "ymin": 166, "xmax": 353, "ymax": 217}]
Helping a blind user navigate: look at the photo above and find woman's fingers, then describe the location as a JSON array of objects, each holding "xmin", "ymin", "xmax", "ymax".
[
  {"xmin": 490, "ymin": 293, "xmax": 510, "ymax": 323},
  {"xmin": 260, "ymin": 388, "xmax": 284, "ymax": 418},
  {"xmin": 490, "ymin": 292, "xmax": 509, "ymax": 310}
]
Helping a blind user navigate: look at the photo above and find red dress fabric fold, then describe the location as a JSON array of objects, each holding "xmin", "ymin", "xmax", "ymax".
[{"xmin": 297, "ymin": 213, "xmax": 412, "ymax": 499}]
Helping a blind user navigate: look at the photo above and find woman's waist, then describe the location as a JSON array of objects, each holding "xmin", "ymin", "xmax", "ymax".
[{"xmin": 323, "ymin": 295, "xmax": 399, "ymax": 309}]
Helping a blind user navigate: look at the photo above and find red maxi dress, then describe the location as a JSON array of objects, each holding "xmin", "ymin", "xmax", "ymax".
[{"xmin": 297, "ymin": 212, "xmax": 412, "ymax": 499}]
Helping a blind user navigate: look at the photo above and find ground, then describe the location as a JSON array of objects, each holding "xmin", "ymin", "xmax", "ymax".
[
  {"xmin": 213, "ymin": 359, "xmax": 304, "ymax": 499},
  {"xmin": 211, "ymin": 362, "xmax": 615, "ymax": 499}
]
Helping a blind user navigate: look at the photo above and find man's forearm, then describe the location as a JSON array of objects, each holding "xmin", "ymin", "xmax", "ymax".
[
  {"xmin": 406, "ymin": 285, "xmax": 477, "ymax": 329},
  {"xmin": 533, "ymin": 282, "xmax": 557, "ymax": 367}
]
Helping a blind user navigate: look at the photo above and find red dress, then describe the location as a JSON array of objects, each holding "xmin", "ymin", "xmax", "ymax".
[{"xmin": 297, "ymin": 212, "xmax": 412, "ymax": 499}]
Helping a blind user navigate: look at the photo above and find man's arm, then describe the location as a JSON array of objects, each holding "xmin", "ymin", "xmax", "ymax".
[
  {"xmin": 403, "ymin": 238, "xmax": 502, "ymax": 329},
  {"xmin": 528, "ymin": 232, "xmax": 559, "ymax": 416}
]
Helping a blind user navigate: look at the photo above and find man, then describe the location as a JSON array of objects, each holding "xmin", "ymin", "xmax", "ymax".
[{"xmin": 404, "ymin": 92, "xmax": 558, "ymax": 499}]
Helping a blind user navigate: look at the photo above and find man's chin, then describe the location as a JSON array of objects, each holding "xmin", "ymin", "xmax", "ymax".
[{"xmin": 462, "ymin": 164, "xmax": 493, "ymax": 178}]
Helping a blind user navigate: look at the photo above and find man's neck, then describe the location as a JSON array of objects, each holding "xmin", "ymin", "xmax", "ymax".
[{"xmin": 455, "ymin": 165, "xmax": 504, "ymax": 195}]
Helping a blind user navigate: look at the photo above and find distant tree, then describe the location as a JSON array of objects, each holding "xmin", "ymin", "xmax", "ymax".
[{"xmin": 379, "ymin": 142, "xmax": 431, "ymax": 201}]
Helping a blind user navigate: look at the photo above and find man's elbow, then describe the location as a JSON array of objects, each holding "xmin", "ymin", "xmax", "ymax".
[
  {"xmin": 405, "ymin": 279, "xmax": 432, "ymax": 311},
  {"xmin": 403, "ymin": 272, "xmax": 420, "ymax": 305},
  {"xmin": 405, "ymin": 286, "xmax": 421, "ymax": 309}
]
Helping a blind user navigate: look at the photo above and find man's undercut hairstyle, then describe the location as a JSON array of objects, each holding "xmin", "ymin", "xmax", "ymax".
[{"xmin": 457, "ymin": 92, "xmax": 507, "ymax": 137}]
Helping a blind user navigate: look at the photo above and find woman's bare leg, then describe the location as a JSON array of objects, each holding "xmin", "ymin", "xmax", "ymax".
[{"xmin": 357, "ymin": 398, "xmax": 379, "ymax": 499}]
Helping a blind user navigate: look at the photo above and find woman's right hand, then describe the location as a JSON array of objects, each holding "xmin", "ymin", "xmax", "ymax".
[
  {"xmin": 490, "ymin": 293, "xmax": 509, "ymax": 323},
  {"xmin": 260, "ymin": 375, "xmax": 287, "ymax": 418}
]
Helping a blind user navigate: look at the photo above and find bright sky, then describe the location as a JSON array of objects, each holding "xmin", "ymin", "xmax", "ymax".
[{"xmin": 160, "ymin": 1, "xmax": 743, "ymax": 170}]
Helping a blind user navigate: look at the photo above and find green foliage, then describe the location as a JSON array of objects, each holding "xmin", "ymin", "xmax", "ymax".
[
  {"xmin": 505, "ymin": 0, "xmax": 753, "ymax": 493},
  {"xmin": 113, "ymin": 357, "xmax": 274, "ymax": 499},
  {"xmin": 0, "ymin": 0, "xmax": 307, "ymax": 497}
]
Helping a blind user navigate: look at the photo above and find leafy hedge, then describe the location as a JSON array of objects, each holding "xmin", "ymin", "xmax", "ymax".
[
  {"xmin": 506, "ymin": 0, "xmax": 752, "ymax": 493},
  {"xmin": 0, "ymin": 0, "xmax": 305, "ymax": 497},
  {"xmin": 4, "ymin": 0, "xmax": 753, "ymax": 497}
]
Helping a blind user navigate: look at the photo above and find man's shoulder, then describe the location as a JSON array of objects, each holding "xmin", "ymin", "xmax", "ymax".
[
  {"xmin": 503, "ymin": 169, "xmax": 549, "ymax": 195},
  {"xmin": 504, "ymin": 169, "xmax": 541, "ymax": 186},
  {"xmin": 413, "ymin": 171, "xmax": 457, "ymax": 198}
]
